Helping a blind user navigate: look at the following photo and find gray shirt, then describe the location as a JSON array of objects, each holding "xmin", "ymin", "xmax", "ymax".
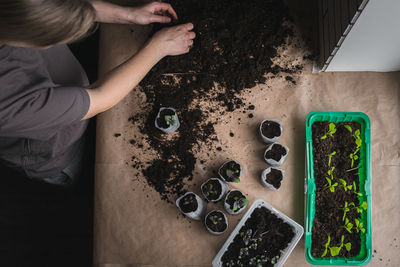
[{"xmin": 0, "ymin": 44, "xmax": 90, "ymax": 179}]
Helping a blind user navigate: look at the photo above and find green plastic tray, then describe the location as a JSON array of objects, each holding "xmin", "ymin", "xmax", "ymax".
[{"xmin": 304, "ymin": 111, "xmax": 372, "ymax": 266}]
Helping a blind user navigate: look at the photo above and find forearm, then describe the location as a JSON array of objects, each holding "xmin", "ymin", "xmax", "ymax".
[
  {"xmin": 83, "ymin": 44, "xmax": 163, "ymax": 119},
  {"xmin": 91, "ymin": 0, "xmax": 130, "ymax": 24}
]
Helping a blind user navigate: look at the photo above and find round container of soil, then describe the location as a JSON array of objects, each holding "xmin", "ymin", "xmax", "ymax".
[
  {"xmin": 264, "ymin": 143, "xmax": 289, "ymax": 166},
  {"xmin": 224, "ymin": 189, "xmax": 249, "ymax": 215},
  {"xmin": 154, "ymin": 107, "xmax": 180, "ymax": 133},
  {"xmin": 204, "ymin": 210, "xmax": 228, "ymax": 235},
  {"xmin": 261, "ymin": 167, "xmax": 285, "ymax": 190},
  {"xmin": 201, "ymin": 178, "xmax": 228, "ymax": 203},
  {"xmin": 218, "ymin": 160, "xmax": 242, "ymax": 183},
  {"xmin": 176, "ymin": 192, "xmax": 207, "ymax": 220},
  {"xmin": 259, "ymin": 119, "xmax": 282, "ymax": 143}
]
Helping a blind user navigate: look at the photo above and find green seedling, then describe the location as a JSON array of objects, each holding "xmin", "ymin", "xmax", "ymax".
[
  {"xmin": 210, "ymin": 214, "xmax": 224, "ymax": 225},
  {"xmin": 349, "ymin": 148, "xmax": 360, "ymax": 168},
  {"xmin": 329, "ymin": 235, "xmax": 352, "ymax": 256},
  {"xmin": 232, "ymin": 197, "xmax": 249, "ymax": 212},
  {"xmin": 339, "ymin": 179, "xmax": 353, "ymax": 191},
  {"xmin": 345, "ymin": 125, "xmax": 362, "ymax": 148},
  {"xmin": 322, "ymin": 235, "xmax": 351, "ymax": 257},
  {"xmin": 203, "ymin": 183, "xmax": 218, "ymax": 198},
  {"xmin": 226, "ymin": 169, "xmax": 240, "ymax": 183},
  {"xmin": 355, "ymin": 218, "xmax": 366, "ymax": 233},
  {"xmin": 164, "ymin": 115, "xmax": 178, "ymax": 127},
  {"xmin": 351, "ymin": 181, "xmax": 363, "ymax": 196},
  {"xmin": 321, "ymin": 122, "xmax": 337, "ymax": 139},
  {"xmin": 325, "ymin": 177, "xmax": 338, "ymax": 192},
  {"xmin": 327, "ymin": 151, "xmax": 336, "ymax": 167},
  {"xmin": 321, "ymin": 235, "xmax": 331, "ymax": 257},
  {"xmin": 343, "ymin": 218, "xmax": 354, "ymax": 233},
  {"xmin": 340, "ymin": 201, "xmax": 351, "ymax": 221},
  {"xmin": 355, "ymin": 201, "xmax": 368, "ymax": 213}
]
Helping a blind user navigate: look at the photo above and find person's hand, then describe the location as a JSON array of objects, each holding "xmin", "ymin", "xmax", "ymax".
[
  {"xmin": 127, "ymin": 2, "xmax": 178, "ymax": 24},
  {"xmin": 147, "ymin": 23, "xmax": 196, "ymax": 58}
]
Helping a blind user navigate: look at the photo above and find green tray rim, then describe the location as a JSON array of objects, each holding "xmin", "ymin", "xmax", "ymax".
[{"xmin": 304, "ymin": 111, "xmax": 372, "ymax": 266}]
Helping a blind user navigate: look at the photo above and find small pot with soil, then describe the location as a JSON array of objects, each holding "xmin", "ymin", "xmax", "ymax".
[
  {"xmin": 176, "ymin": 192, "xmax": 207, "ymax": 220},
  {"xmin": 218, "ymin": 160, "xmax": 242, "ymax": 183},
  {"xmin": 204, "ymin": 210, "xmax": 228, "ymax": 235},
  {"xmin": 264, "ymin": 143, "xmax": 289, "ymax": 166},
  {"xmin": 154, "ymin": 107, "xmax": 180, "ymax": 133},
  {"xmin": 224, "ymin": 189, "xmax": 249, "ymax": 215},
  {"xmin": 201, "ymin": 178, "xmax": 228, "ymax": 202},
  {"xmin": 261, "ymin": 167, "xmax": 285, "ymax": 190},
  {"xmin": 259, "ymin": 119, "xmax": 282, "ymax": 143}
]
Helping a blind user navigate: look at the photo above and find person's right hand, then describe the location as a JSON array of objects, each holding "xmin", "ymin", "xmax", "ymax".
[{"xmin": 147, "ymin": 23, "xmax": 196, "ymax": 58}]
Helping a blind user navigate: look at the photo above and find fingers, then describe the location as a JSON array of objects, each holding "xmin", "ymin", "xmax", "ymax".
[
  {"xmin": 149, "ymin": 14, "xmax": 171, "ymax": 23},
  {"xmin": 175, "ymin": 23, "xmax": 194, "ymax": 32},
  {"xmin": 151, "ymin": 2, "xmax": 178, "ymax": 21}
]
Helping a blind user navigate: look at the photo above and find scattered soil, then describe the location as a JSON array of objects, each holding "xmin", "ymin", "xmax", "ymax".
[
  {"xmin": 201, "ymin": 179, "xmax": 223, "ymax": 201},
  {"xmin": 221, "ymin": 207, "xmax": 295, "ymax": 266},
  {"xmin": 129, "ymin": 0, "xmax": 302, "ymax": 202},
  {"xmin": 205, "ymin": 210, "xmax": 227, "ymax": 233},
  {"xmin": 156, "ymin": 108, "xmax": 176, "ymax": 129},
  {"xmin": 265, "ymin": 168, "xmax": 283, "ymax": 189},
  {"xmin": 219, "ymin": 161, "xmax": 241, "ymax": 182},
  {"xmin": 265, "ymin": 144, "xmax": 287, "ymax": 162},
  {"xmin": 311, "ymin": 121, "xmax": 362, "ymax": 258},
  {"xmin": 261, "ymin": 120, "xmax": 281, "ymax": 139},
  {"xmin": 179, "ymin": 193, "xmax": 198, "ymax": 213},
  {"xmin": 225, "ymin": 190, "xmax": 246, "ymax": 210}
]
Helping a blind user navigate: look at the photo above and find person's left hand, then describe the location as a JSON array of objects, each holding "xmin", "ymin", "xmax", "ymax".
[{"xmin": 126, "ymin": 2, "xmax": 178, "ymax": 25}]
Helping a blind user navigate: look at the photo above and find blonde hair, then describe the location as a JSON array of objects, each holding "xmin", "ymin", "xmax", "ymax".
[{"xmin": 0, "ymin": 0, "xmax": 97, "ymax": 47}]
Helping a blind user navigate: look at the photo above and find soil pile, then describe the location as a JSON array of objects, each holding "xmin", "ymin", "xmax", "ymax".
[{"xmin": 131, "ymin": 0, "xmax": 300, "ymax": 202}]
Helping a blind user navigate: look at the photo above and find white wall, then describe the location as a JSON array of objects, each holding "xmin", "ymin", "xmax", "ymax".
[{"xmin": 326, "ymin": 0, "xmax": 400, "ymax": 72}]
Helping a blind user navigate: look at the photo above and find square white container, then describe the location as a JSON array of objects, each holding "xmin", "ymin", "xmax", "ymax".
[{"xmin": 212, "ymin": 199, "xmax": 304, "ymax": 267}]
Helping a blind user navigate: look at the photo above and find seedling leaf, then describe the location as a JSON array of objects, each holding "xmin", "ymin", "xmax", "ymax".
[
  {"xmin": 345, "ymin": 243, "xmax": 351, "ymax": 251},
  {"xmin": 361, "ymin": 201, "xmax": 368, "ymax": 210},
  {"xmin": 344, "ymin": 125, "xmax": 352, "ymax": 133},
  {"xmin": 330, "ymin": 246, "xmax": 341, "ymax": 257}
]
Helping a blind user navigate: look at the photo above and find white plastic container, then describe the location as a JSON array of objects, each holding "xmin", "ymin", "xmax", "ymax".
[
  {"xmin": 259, "ymin": 119, "xmax": 282, "ymax": 143},
  {"xmin": 201, "ymin": 178, "xmax": 229, "ymax": 202},
  {"xmin": 175, "ymin": 192, "xmax": 207, "ymax": 221},
  {"xmin": 218, "ymin": 160, "xmax": 242, "ymax": 183},
  {"xmin": 212, "ymin": 199, "xmax": 304, "ymax": 267},
  {"xmin": 204, "ymin": 210, "xmax": 229, "ymax": 235},
  {"xmin": 224, "ymin": 189, "xmax": 248, "ymax": 215},
  {"xmin": 261, "ymin": 167, "xmax": 285, "ymax": 190},
  {"xmin": 264, "ymin": 143, "xmax": 289, "ymax": 166},
  {"xmin": 155, "ymin": 107, "xmax": 180, "ymax": 133}
]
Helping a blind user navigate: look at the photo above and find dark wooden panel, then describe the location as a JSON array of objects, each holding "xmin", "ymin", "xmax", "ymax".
[
  {"xmin": 328, "ymin": 0, "xmax": 336, "ymax": 56},
  {"xmin": 341, "ymin": 0, "xmax": 350, "ymax": 34},
  {"xmin": 334, "ymin": 0, "xmax": 342, "ymax": 48},
  {"xmin": 349, "ymin": 0, "xmax": 359, "ymax": 22},
  {"xmin": 323, "ymin": 11, "xmax": 330, "ymax": 63},
  {"xmin": 318, "ymin": 0, "xmax": 326, "ymax": 66}
]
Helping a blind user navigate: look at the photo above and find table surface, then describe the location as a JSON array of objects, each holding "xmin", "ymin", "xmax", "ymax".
[{"xmin": 93, "ymin": 22, "xmax": 400, "ymax": 267}]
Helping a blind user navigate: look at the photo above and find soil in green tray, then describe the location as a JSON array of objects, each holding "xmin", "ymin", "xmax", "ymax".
[
  {"xmin": 311, "ymin": 121, "xmax": 362, "ymax": 258},
  {"xmin": 221, "ymin": 207, "xmax": 295, "ymax": 266},
  {"xmin": 265, "ymin": 144, "xmax": 287, "ymax": 162},
  {"xmin": 205, "ymin": 210, "xmax": 227, "ymax": 233},
  {"xmin": 261, "ymin": 121, "xmax": 281, "ymax": 139},
  {"xmin": 179, "ymin": 193, "xmax": 198, "ymax": 213}
]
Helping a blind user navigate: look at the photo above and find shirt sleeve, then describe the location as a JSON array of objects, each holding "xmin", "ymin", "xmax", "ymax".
[{"xmin": 0, "ymin": 85, "xmax": 90, "ymax": 139}]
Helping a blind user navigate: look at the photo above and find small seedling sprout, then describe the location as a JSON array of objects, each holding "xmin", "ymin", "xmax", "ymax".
[
  {"xmin": 226, "ymin": 169, "xmax": 240, "ymax": 182},
  {"xmin": 327, "ymin": 151, "xmax": 336, "ymax": 167},
  {"xmin": 325, "ymin": 177, "xmax": 338, "ymax": 193},
  {"xmin": 355, "ymin": 218, "xmax": 366, "ymax": 233},
  {"xmin": 351, "ymin": 181, "xmax": 363, "ymax": 196},
  {"xmin": 341, "ymin": 201, "xmax": 350, "ymax": 221},
  {"xmin": 321, "ymin": 235, "xmax": 330, "ymax": 257},
  {"xmin": 164, "ymin": 114, "xmax": 178, "ymax": 127},
  {"xmin": 210, "ymin": 214, "xmax": 223, "ymax": 225},
  {"xmin": 243, "ymin": 229, "xmax": 252, "ymax": 245},
  {"xmin": 233, "ymin": 198, "xmax": 249, "ymax": 212},
  {"xmin": 321, "ymin": 122, "xmax": 337, "ymax": 139},
  {"xmin": 339, "ymin": 179, "xmax": 353, "ymax": 192},
  {"xmin": 329, "ymin": 235, "xmax": 351, "ymax": 257},
  {"xmin": 343, "ymin": 218, "xmax": 354, "ymax": 233},
  {"xmin": 349, "ymin": 148, "xmax": 360, "ymax": 168}
]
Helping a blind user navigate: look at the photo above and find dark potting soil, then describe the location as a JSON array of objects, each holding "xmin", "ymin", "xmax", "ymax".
[
  {"xmin": 201, "ymin": 179, "xmax": 223, "ymax": 201},
  {"xmin": 226, "ymin": 190, "xmax": 246, "ymax": 210},
  {"xmin": 179, "ymin": 193, "xmax": 198, "ymax": 213},
  {"xmin": 265, "ymin": 168, "xmax": 283, "ymax": 189},
  {"xmin": 156, "ymin": 108, "xmax": 176, "ymax": 129},
  {"xmin": 219, "ymin": 161, "xmax": 241, "ymax": 182},
  {"xmin": 130, "ymin": 0, "xmax": 299, "ymax": 203},
  {"xmin": 205, "ymin": 210, "xmax": 227, "ymax": 233},
  {"xmin": 265, "ymin": 144, "xmax": 287, "ymax": 162},
  {"xmin": 261, "ymin": 120, "xmax": 281, "ymax": 139},
  {"xmin": 221, "ymin": 207, "xmax": 295, "ymax": 266},
  {"xmin": 311, "ymin": 121, "xmax": 362, "ymax": 258}
]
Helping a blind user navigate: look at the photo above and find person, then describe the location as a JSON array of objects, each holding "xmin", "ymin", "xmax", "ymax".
[{"xmin": 0, "ymin": 0, "xmax": 195, "ymax": 186}]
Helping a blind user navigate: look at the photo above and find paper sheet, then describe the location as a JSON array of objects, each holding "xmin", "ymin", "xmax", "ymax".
[{"xmin": 93, "ymin": 23, "xmax": 400, "ymax": 267}]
